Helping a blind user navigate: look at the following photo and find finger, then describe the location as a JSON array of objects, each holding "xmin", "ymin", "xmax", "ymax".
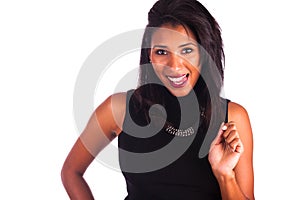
[
  {"xmin": 227, "ymin": 138, "xmax": 244, "ymax": 153},
  {"xmin": 235, "ymin": 142, "xmax": 244, "ymax": 153},
  {"xmin": 222, "ymin": 122, "xmax": 237, "ymax": 139},
  {"xmin": 224, "ymin": 130, "xmax": 239, "ymax": 144},
  {"xmin": 211, "ymin": 122, "xmax": 225, "ymax": 146}
]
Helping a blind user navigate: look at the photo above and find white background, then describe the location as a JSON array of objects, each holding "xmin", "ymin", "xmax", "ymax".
[{"xmin": 1, "ymin": 0, "xmax": 299, "ymax": 199}]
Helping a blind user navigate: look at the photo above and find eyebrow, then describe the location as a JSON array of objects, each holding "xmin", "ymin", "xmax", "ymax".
[
  {"xmin": 153, "ymin": 45, "xmax": 168, "ymax": 49},
  {"xmin": 153, "ymin": 42, "xmax": 197, "ymax": 49},
  {"xmin": 179, "ymin": 42, "xmax": 197, "ymax": 48}
]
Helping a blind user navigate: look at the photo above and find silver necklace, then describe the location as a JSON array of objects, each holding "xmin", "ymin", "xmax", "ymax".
[
  {"xmin": 164, "ymin": 125, "xmax": 195, "ymax": 137},
  {"xmin": 164, "ymin": 108, "xmax": 204, "ymax": 137}
]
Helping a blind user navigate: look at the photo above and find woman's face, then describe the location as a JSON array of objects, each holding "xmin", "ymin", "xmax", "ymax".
[{"xmin": 150, "ymin": 24, "xmax": 201, "ymax": 97}]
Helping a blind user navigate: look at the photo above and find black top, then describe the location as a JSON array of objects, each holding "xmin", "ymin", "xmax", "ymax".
[{"xmin": 118, "ymin": 88, "xmax": 229, "ymax": 200}]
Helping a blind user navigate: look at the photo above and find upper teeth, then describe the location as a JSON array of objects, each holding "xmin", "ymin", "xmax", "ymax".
[{"xmin": 167, "ymin": 74, "xmax": 186, "ymax": 82}]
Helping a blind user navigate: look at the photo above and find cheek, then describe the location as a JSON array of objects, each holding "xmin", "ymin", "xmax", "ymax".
[
  {"xmin": 188, "ymin": 56, "xmax": 201, "ymax": 73},
  {"xmin": 187, "ymin": 53, "xmax": 200, "ymax": 66},
  {"xmin": 151, "ymin": 56, "xmax": 169, "ymax": 66},
  {"xmin": 152, "ymin": 64, "xmax": 164, "ymax": 77},
  {"xmin": 184, "ymin": 57, "xmax": 201, "ymax": 73}
]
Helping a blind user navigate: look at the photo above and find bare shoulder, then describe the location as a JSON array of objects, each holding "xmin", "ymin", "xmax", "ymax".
[
  {"xmin": 95, "ymin": 92, "xmax": 127, "ymax": 136},
  {"xmin": 228, "ymin": 101, "xmax": 252, "ymax": 141},
  {"xmin": 228, "ymin": 101, "xmax": 253, "ymax": 145},
  {"xmin": 109, "ymin": 92, "xmax": 127, "ymax": 107},
  {"xmin": 95, "ymin": 92, "xmax": 127, "ymax": 114},
  {"xmin": 228, "ymin": 101, "xmax": 250, "ymax": 123},
  {"xmin": 228, "ymin": 102, "xmax": 254, "ymax": 198}
]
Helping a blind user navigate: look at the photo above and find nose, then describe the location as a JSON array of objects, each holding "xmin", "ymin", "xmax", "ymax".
[{"xmin": 168, "ymin": 52, "xmax": 183, "ymax": 71}]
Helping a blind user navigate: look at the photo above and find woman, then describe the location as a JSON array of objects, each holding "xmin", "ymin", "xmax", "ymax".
[{"xmin": 61, "ymin": 0, "xmax": 254, "ymax": 199}]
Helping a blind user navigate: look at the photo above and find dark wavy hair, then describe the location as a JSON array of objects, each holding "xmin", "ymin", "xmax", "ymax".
[{"xmin": 132, "ymin": 0, "xmax": 225, "ymax": 134}]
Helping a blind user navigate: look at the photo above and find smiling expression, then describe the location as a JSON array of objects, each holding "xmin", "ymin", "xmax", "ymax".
[{"xmin": 150, "ymin": 24, "xmax": 201, "ymax": 97}]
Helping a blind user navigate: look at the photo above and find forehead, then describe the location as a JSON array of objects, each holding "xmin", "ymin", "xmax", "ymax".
[{"xmin": 151, "ymin": 24, "xmax": 197, "ymax": 46}]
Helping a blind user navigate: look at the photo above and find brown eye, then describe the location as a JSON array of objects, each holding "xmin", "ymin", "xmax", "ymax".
[
  {"xmin": 182, "ymin": 48, "xmax": 193, "ymax": 54},
  {"xmin": 155, "ymin": 49, "xmax": 168, "ymax": 55}
]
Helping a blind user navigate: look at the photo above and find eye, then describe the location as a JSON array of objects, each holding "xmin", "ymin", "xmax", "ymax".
[
  {"xmin": 155, "ymin": 49, "xmax": 168, "ymax": 55},
  {"xmin": 182, "ymin": 48, "xmax": 193, "ymax": 54}
]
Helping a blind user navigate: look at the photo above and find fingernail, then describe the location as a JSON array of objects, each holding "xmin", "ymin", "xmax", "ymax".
[{"xmin": 222, "ymin": 125, "xmax": 227, "ymax": 131}]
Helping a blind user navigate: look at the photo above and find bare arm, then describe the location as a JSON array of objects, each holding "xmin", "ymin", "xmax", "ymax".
[
  {"xmin": 209, "ymin": 102, "xmax": 254, "ymax": 200},
  {"xmin": 61, "ymin": 93, "xmax": 126, "ymax": 199}
]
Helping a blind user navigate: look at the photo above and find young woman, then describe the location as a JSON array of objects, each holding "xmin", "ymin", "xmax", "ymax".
[{"xmin": 61, "ymin": 0, "xmax": 254, "ymax": 199}]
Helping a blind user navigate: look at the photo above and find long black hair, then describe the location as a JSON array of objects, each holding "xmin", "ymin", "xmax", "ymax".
[{"xmin": 131, "ymin": 0, "xmax": 225, "ymax": 134}]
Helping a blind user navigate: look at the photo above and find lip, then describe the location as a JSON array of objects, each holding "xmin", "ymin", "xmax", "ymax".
[
  {"xmin": 167, "ymin": 74, "xmax": 186, "ymax": 78},
  {"xmin": 166, "ymin": 74, "xmax": 189, "ymax": 88}
]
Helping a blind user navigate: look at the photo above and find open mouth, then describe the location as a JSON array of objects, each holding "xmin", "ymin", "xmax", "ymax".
[{"xmin": 166, "ymin": 73, "xmax": 189, "ymax": 88}]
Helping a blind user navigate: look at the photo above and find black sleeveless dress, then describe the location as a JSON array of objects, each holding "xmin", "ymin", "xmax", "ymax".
[{"xmin": 118, "ymin": 88, "xmax": 229, "ymax": 200}]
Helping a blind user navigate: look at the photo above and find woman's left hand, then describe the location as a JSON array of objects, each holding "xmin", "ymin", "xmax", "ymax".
[{"xmin": 208, "ymin": 121, "xmax": 244, "ymax": 178}]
